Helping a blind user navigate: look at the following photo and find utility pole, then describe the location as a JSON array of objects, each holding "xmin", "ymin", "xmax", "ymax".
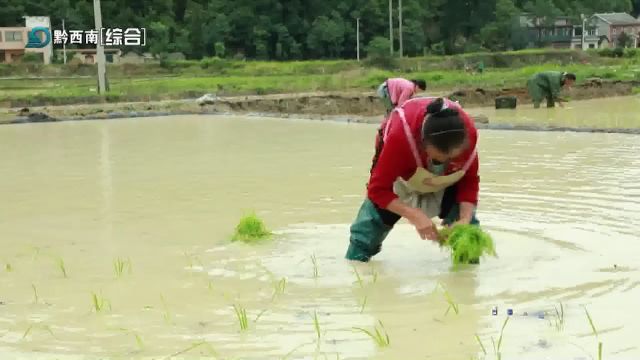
[
  {"xmin": 62, "ymin": 19, "xmax": 67, "ymax": 64},
  {"xmin": 93, "ymin": 0, "xmax": 107, "ymax": 93},
  {"xmin": 389, "ymin": 0, "xmax": 393, "ymax": 55},
  {"xmin": 356, "ymin": 17, "xmax": 360, "ymax": 61},
  {"xmin": 398, "ymin": 0, "xmax": 403, "ymax": 57},
  {"xmin": 581, "ymin": 15, "xmax": 587, "ymax": 50}
]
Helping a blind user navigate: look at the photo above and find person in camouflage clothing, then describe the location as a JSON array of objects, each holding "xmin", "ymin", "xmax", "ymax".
[{"xmin": 527, "ymin": 71, "xmax": 576, "ymax": 108}]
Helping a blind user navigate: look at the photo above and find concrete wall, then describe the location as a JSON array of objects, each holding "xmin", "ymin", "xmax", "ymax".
[{"xmin": 0, "ymin": 27, "xmax": 28, "ymax": 50}]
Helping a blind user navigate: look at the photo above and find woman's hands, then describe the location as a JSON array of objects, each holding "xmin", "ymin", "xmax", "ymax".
[
  {"xmin": 406, "ymin": 208, "xmax": 439, "ymax": 241},
  {"xmin": 386, "ymin": 199, "xmax": 440, "ymax": 242}
]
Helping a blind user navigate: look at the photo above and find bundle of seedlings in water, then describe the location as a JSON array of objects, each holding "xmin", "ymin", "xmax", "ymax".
[
  {"xmin": 231, "ymin": 213, "xmax": 272, "ymax": 243},
  {"xmin": 438, "ymin": 224, "xmax": 497, "ymax": 265}
]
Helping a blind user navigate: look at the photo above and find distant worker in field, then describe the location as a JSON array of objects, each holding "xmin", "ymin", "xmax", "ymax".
[
  {"xmin": 526, "ymin": 71, "xmax": 576, "ymax": 108},
  {"xmin": 377, "ymin": 78, "xmax": 427, "ymax": 114}
]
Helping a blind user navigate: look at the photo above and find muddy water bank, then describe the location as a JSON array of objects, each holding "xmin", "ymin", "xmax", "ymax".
[
  {"xmin": 3, "ymin": 77, "xmax": 637, "ymax": 115},
  {"xmin": 3, "ymin": 104, "xmax": 640, "ymax": 136},
  {"xmin": 1, "ymin": 80, "xmax": 639, "ymax": 133}
]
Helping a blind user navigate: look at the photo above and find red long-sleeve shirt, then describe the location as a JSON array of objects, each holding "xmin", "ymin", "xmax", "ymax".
[{"xmin": 367, "ymin": 97, "xmax": 480, "ymax": 209}]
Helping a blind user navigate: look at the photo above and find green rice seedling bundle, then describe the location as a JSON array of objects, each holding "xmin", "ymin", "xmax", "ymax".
[
  {"xmin": 438, "ymin": 224, "xmax": 497, "ymax": 265},
  {"xmin": 231, "ymin": 213, "xmax": 272, "ymax": 243}
]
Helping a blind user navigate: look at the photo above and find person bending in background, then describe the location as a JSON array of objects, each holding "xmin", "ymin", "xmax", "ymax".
[
  {"xmin": 346, "ymin": 97, "xmax": 480, "ymax": 262},
  {"xmin": 377, "ymin": 78, "xmax": 427, "ymax": 115},
  {"xmin": 527, "ymin": 71, "xmax": 576, "ymax": 108}
]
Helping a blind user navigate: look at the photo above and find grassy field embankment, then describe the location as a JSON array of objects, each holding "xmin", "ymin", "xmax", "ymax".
[{"xmin": 1, "ymin": 49, "xmax": 639, "ymax": 107}]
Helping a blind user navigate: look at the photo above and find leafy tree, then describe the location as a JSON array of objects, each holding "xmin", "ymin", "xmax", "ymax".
[
  {"xmin": 215, "ymin": 42, "xmax": 226, "ymax": 57},
  {"xmin": 365, "ymin": 36, "xmax": 391, "ymax": 58},
  {"xmin": 7, "ymin": 0, "xmax": 635, "ymax": 60},
  {"xmin": 403, "ymin": 19, "xmax": 426, "ymax": 56},
  {"xmin": 480, "ymin": 0, "xmax": 521, "ymax": 50},
  {"xmin": 307, "ymin": 15, "xmax": 345, "ymax": 58},
  {"xmin": 148, "ymin": 21, "xmax": 170, "ymax": 56}
]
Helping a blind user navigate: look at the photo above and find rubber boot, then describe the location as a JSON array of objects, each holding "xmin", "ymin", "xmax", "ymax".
[{"xmin": 346, "ymin": 199, "xmax": 393, "ymax": 262}]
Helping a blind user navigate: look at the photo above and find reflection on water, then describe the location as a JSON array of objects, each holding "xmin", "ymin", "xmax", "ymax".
[
  {"xmin": 0, "ymin": 115, "xmax": 639, "ymax": 359},
  {"xmin": 475, "ymin": 95, "xmax": 640, "ymax": 129}
]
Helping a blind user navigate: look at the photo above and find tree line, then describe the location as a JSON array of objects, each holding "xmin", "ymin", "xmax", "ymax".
[{"xmin": 1, "ymin": 0, "xmax": 639, "ymax": 60}]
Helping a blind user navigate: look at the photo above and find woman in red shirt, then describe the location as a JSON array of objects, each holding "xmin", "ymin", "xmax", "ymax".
[{"xmin": 346, "ymin": 97, "xmax": 480, "ymax": 262}]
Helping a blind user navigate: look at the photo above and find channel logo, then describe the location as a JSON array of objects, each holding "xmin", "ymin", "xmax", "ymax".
[
  {"xmin": 491, "ymin": 306, "xmax": 545, "ymax": 319},
  {"xmin": 26, "ymin": 27, "xmax": 51, "ymax": 48}
]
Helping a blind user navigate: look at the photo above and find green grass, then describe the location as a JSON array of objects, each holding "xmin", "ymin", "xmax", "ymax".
[
  {"xmin": 22, "ymin": 323, "xmax": 55, "ymax": 340},
  {"xmin": 359, "ymin": 296, "xmax": 368, "ymax": 314},
  {"xmin": 230, "ymin": 304, "xmax": 267, "ymax": 332},
  {"xmin": 91, "ymin": 292, "xmax": 111, "ymax": 313},
  {"xmin": 352, "ymin": 265, "xmax": 363, "ymax": 288},
  {"xmin": 2, "ymin": 50, "xmax": 639, "ymax": 107},
  {"xmin": 31, "ymin": 284, "xmax": 39, "ymax": 304},
  {"xmin": 442, "ymin": 288, "xmax": 459, "ymax": 316},
  {"xmin": 118, "ymin": 327, "xmax": 144, "ymax": 350},
  {"xmin": 311, "ymin": 254, "xmax": 319, "ymax": 279},
  {"xmin": 353, "ymin": 320, "xmax": 390, "ymax": 347},
  {"xmin": 233, "ymin": 304, "xmax": 249, "ymax": 331},
  {"xmin": 491, "ymin": 317, "xmax": 510, "ymax": 360},
  {"xmin": 113, "ymin": 257, "xmax": 132, "ymax": 278},
  {"xmin": 272, "ymin": 277, "xmax": 287, "ymax": 299},
  {"xmin": 475, "ymin": 333, "xmax": 487, "ymax": 355},
  {"xmin": 353, "ymin": 265, "xmax": 378, "ymax": 287},
  {"xmin": 56, "ymin": 257, "xmax": 68, "ymax": 278},
  {"xmin": 584, "ymin": 307, "xmax": 603, "ymax": 360},
  {"xmin": 312, "ymin": 310, "xmax": 321, "ymax": 340},
  {"xmin": 551, "ymin": 302, "xmax": 565, "ymax": 331},
  {"xmin": 231, "ymin": 213, "xmax": 272, "ymax": 243},
  {"xmin": 434, "ymin": 282, "xmax": 460, "ymax": 316},
  {"xmin": 160, "ymin": 294, "xmax": 172, "ymax": 324}
]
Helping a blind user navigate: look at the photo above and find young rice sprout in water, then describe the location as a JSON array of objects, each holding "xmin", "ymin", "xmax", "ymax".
[
  {"xmin": 353, "ymin": 320, "xmax": 390, "ymax": 347},
  {"xmin": 92, "ymin": 293, "xmax": 111, "ymax": 312},
  {"xmin": 56, "ymin": 257, "xmax": 68, "ymax": 278},
  {"xmin": 22, "ymin": 323, "xmax": 55, "ymax": 340},
  {"xmin": 311, "ymin": 254, "xmax": 319, "ymax": 278},
  {"xmin": 312, "ymin": 310, "xmax": 321, "ymax": 340},
  {"xmin": 491, "ymin": 317, "xmax": 510, "ymax": 360},
  {"xmin": 113, "ymin": 258, "xmax": 132, "ymax": 278},
  {"xmin": 233, "ymin": 304, "xmax": 249, "ymax": 331},
  {"xmin": 31, "ymin": 284, "xmax": 39, "ymax": 304},
  {"xmin": 231, "ymin": 213, "xmax": 272, "ymax": 243},
  {"xmin": 584, "ymin": 307, "xmax": 603, "ymax": 360}
]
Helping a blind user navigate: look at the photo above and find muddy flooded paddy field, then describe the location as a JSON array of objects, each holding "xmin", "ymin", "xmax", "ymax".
[{"xmin": 0, "ymin": 114, "xmax": 638, "ymax": 359}]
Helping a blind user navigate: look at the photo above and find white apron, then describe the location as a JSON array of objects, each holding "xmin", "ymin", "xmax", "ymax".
[{"xmin": 385, "ymin": 108, "xmax": 477, "ymax": 218}]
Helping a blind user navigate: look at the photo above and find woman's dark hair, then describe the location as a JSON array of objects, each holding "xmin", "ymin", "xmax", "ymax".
[
  {"xmin": 564, "ymin": 72, "xmax": 576, "ymax": 81},
  {"xmin": 412, "ymin": 79, "xmax": 427, "ymax": 90},
  {"xmin": 421, "ymin": 97, "xmax": 467, "ymax": 154}
]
